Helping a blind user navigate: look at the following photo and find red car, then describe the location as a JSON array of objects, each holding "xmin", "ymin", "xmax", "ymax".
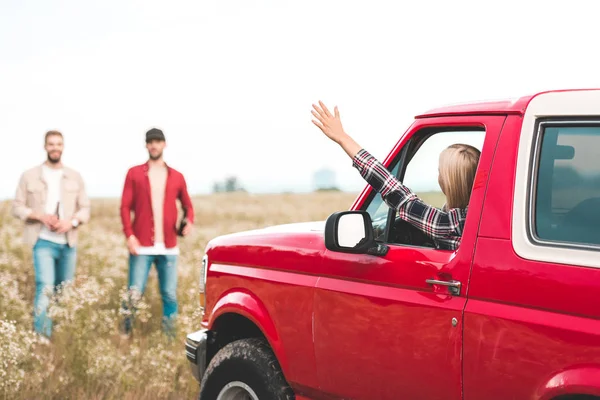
[{"xmin": 186, "ymin": 89, "xmax": 600, "ymax": 400}]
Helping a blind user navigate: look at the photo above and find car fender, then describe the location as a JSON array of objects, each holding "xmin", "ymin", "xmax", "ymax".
[
  {"xmin": 536, "ymin": 365, "xmax": 600, "ymax": 399},
  {"xmin": 208, "ymin": 289, "xmax": 289, "ymax": 375}
]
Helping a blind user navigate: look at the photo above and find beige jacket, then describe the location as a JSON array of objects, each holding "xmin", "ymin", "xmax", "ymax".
[{"xmin": 12, "ymin": 164, "xmax": 91, "ymax": 247}]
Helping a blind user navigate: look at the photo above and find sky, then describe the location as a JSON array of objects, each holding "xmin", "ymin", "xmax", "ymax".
[{"xmin": 2, "ymin": 0, "xmax": 600, "ymax": 199}]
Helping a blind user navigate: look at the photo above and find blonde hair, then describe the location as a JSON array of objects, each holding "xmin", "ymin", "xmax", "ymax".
[{"xmin": 438, "ymin": 143, "xmax": 480, "ymax": 210}]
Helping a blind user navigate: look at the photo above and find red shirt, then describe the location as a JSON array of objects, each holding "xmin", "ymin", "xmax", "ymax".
[{"xmin": 120, "ymin": 162, "xmax": 195, "ymax": 249}]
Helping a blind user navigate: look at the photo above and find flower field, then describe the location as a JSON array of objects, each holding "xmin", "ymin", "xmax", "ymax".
[{"xmin": 0, "ymin": 192, "xmax": 357, "ymax": 400}]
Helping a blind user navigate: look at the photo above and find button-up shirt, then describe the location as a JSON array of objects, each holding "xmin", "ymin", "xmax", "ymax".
[
  {"xmin": 120, "ymin": 162, "xmax": 194, "ymax": 249},
  {"xmin": 12, "ymin": 163, "xmax": 90, "ymax": 247}
]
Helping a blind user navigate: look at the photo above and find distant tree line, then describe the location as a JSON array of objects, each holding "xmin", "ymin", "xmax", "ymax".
[
  {"xmin": 213, "ymin": 176, "xmax": 246, "ymax": 193},
  {"xmin": 315, "ymin": 186, "xmax": 341, "ymax": 192}
]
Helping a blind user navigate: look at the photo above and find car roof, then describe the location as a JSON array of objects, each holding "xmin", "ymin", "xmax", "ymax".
[{"xmin": 415, "ymin": 89, "xmax": 600, "ymax": 118}]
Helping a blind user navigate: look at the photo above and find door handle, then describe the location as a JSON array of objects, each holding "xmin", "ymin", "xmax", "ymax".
[{"xmin": 426, "ymin": 279, "xmax": 461, "ymax": 296}]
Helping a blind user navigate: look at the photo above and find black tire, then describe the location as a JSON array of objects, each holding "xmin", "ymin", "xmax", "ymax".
[{"xmin": 198, "ymin": 338, "xmax": 295, "ymax": 400}]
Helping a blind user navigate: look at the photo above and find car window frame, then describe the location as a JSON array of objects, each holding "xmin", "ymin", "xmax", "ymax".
[
  {"xmin": 527, "ymin": 117, "xmax": 600, "ymax": 251},
  {"xmin": 360, "ymin": 126, "xmax": 486, "ymax": 247}
]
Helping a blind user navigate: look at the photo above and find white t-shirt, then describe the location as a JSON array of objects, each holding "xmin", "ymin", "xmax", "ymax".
[
  {"xmin": 38, "ymin": 165, "xmax": 67, "ymax": 244},
  {"xmin": 137, "ymin": 242, "xmax": 180, "ymax": 255},
  {"xmin": 135, "ymin": 164, "xmax": 179, "ymax": 256}
]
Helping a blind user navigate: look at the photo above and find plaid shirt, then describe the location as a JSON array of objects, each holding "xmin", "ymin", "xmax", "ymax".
[{"xmin": 352, "ymin": 149, "xmax": 467, "ymax": 251}]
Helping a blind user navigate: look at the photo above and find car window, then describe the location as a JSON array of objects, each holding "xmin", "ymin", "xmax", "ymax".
[
  {"xmin": 533, "ymin": 123, "xmax": 600, "ymax": 246},
  {"xmin": 362, "ymin": 129, "xmax": 485, "ymax": 246},
  {"xmin": 402, "ymin": 131, "xmax": 484, "ymax": 210},
  {"xmin": 364, "ymin": 161, "xmax": 400, "ymax": 239}
]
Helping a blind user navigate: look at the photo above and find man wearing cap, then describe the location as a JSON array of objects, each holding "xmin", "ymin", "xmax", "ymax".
[
  {"xmin": 12, "ymin": 130, "xmax": 90, "ymax": 339},
  {"xmin": 119, "ymin": 128, "xmax": 195, "ymax": 337}
]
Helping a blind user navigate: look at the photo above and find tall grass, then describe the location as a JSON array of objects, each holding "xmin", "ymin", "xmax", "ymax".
[
  {"xmin": 0, "ymin": 190, "xmax": 444, "ymax": 399},
  {"xmin": 0, "ymin": 192, "xmax": 357, "ymax": 400}
]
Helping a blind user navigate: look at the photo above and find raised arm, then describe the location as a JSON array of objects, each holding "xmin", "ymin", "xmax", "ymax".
[
  {"xmin": 311, "ymin": 101, "xmax": 465, "ymax": 241},
  {"xmin": 351, "ymin": 148, "xmax": 465, "ymax": 240}
]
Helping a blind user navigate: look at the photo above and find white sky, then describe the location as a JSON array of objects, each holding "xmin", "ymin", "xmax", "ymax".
[{"xmin": 2, "ymin": 0, "xmax": 600, "ymax": 199}]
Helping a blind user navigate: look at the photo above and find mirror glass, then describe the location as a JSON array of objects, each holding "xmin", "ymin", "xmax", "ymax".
[{"xmin": 337, "ymin": 213, "xmax": 367, "ymax": 248}]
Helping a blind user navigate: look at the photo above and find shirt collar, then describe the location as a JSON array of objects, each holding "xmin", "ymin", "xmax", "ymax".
[
  {"xmin": 38, "ymin": 162, "xmax": 76, "ymax": 179},
  {"xmin": 143, "ymin": 161, "xmax": 171, "ymax": 174}
]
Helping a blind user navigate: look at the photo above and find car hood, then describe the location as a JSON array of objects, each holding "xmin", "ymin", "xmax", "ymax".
[
  {"xmin": 205, "ymin": 220, "xmax": 328, "ymax": 269},
  {"xmin": 211, "ymin": 220, "xmax": 325, "ymax": 241}
]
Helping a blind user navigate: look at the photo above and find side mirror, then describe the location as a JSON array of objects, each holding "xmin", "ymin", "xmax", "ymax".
[{"xmin": 324, "ymin": 211, "xmax": 389, "ymax": 256}]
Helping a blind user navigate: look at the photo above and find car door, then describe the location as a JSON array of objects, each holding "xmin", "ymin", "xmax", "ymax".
[
  {"xmin": 464, "ymin": 102, "xmax": 600, "ymax": 398},
  {"xmin": 312, "ymin": 115, "xmax": 506, "ymax": 400}
]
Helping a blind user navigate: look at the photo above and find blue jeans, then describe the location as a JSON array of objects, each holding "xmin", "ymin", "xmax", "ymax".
[
  {"xmin": 32, "ymin": 239, "xmax": 77, "ymax": 338},
  {"xmin": 121, "ymin": 254, "xmax": 178, "ymax": 336}
]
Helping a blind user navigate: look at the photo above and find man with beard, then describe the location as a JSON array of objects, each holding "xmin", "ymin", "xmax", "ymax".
[
  {"xmin": 12, "ymin": 130, "xmax": 90, "ymax": 339},
  {"xmin": 119, "ymin": 128, "xmax": 194, "ymax": 338}
]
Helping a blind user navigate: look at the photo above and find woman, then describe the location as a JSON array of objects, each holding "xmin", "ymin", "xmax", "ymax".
[{"xmin": 311, "ymin": 101, "xmax": 480, "ymax": 251}]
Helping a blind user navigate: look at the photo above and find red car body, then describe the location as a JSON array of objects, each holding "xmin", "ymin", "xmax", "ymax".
[{"xmin": 186, "ymin": 89, "xmax": 600, "ymax": 400}]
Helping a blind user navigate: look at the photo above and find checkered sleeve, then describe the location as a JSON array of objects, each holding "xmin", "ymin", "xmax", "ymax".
[
  {"xmin": 397, "ymin": 199, "xmax": 466, "ymax": 240},
  {"xmin": 352, "ymin": 149, "xmax": 417, "ymax": 210},
  {"xmin": 352, "ymin": 149, "xmax": 465, "ymax": 241}
]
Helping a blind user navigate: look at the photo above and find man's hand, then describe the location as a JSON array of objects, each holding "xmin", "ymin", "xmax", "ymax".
[
  {"xmin": 127, "ymin": 235, "xmax": 140, "ymax": 255},
  {"xmin": 51, "ymin": 220, "xmax": 72, "ymax": 234},
  {"xmin": 182, "ymin": 223, "xmax": 193, "ymax": 236},
  {"xmin": 32, "ymin": 213, "xmax": 58, "ymax": 229}
]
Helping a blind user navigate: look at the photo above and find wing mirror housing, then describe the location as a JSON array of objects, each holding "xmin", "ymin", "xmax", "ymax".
[{"xmin": 324, "ymin": 211, "xmax": 389, "ymax": 256}]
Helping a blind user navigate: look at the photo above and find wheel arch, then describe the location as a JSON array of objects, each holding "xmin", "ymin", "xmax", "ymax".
[
  {"xmin": 207, "ymin": 289, "xmax": 289, "ymax": 376},
  {"xmin": 536, "ymin": 366, "xmax": 600, "ymax": 400}
]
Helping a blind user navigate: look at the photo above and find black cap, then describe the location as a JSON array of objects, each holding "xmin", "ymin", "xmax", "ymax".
[{"xmin": 146, "ymin": 128, "xmax": 165, "ymax": 143}]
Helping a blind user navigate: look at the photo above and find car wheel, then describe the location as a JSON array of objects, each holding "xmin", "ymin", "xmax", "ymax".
[{"xmin": 199, "ymin": 338, "xmax": 294, "ymax": 400}]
